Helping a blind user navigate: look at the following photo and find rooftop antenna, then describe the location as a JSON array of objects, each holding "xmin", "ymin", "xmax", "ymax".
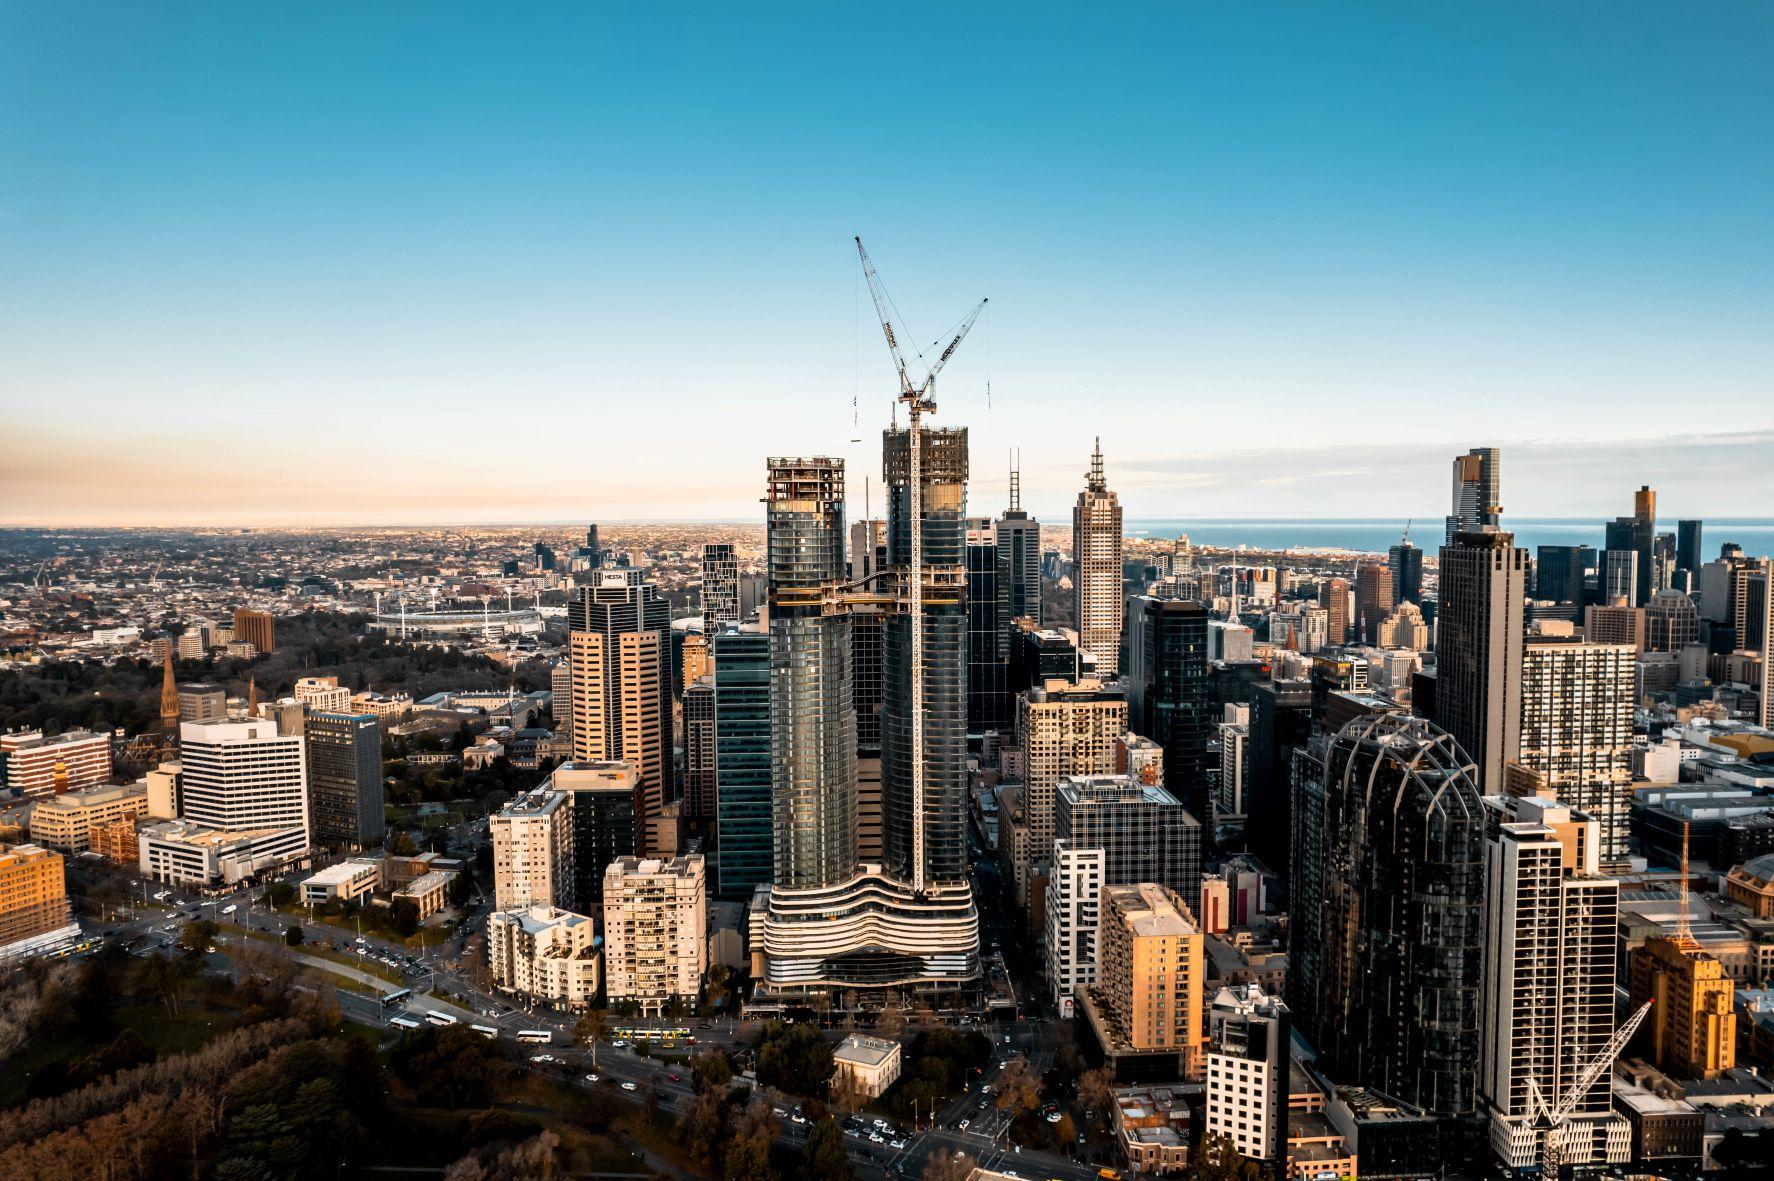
[
  {"xmin": 1674, "ymin": 821, "xmax": 1695, "ymax": 949},
  {"xmin": 1008, "ymin": 448, "xmax": 1021, "ymax": 513}
]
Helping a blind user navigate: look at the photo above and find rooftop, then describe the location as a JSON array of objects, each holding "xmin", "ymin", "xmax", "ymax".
[{"xmin": 834, "ymin": 1034, "xmax": 900, "ymax": 1067}]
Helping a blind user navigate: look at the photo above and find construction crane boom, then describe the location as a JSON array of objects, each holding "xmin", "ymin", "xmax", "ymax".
[
  {"xmin": 856, "ymin": 236, "xmax": 912, "ymax": 398},
  {"xmin": 1527, "ymin": 998, "xmax": 1654, "ymax": 1175}
]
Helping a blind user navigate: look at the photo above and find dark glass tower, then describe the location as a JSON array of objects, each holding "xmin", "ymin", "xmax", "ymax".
[
  {"xmin": 1534, "ymin": 544, "xmax": 1593, "ymax": 606},
  {"xmin": 1435, "ymin": 530, "xmax": 1526, "ymax": 796},
  {"xmin": 1124, "ymin": 595, "xmax": 1213, "ymax": 826},
  {"xmin": 713, "ymin": 626, "xmax": 771, "ymax": 898},
  {"xmin": 1388, "ymin": 541, "xmax": 1424, "ymax": 605},
  {"xmin": 1677, "ymin": 519, "xmax": 1705, "ymax": 580},
  {"xmin": 1248, "ymin": 680, "xmax": 1311, "ymax": 883},
  {"xmin": 1288, "ymin": 712, "xmax": 1485, "ymax": 1132},
  {"xmin": 304, "ymin": 712, "xmax": 384, "ymax": 849},
  {"xmin": 966, "ymin": 517, "xmax": 1010, "ymax": 734},
  {"xmin": 767, "ymin": 457, "xmax": 856, "ymax": 891},
  {"xmin": 997, "ymin": 460, "xmax": 1042, "ymax": 624},
  {"xmin": 883, "ymin": 426, "xmax": 970, "ymax": 886}
]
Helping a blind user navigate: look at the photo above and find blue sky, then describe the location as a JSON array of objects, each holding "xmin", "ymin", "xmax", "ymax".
[{"xmin": 2, "ymin": 2, "xmax": 1770, "ymax": 525}]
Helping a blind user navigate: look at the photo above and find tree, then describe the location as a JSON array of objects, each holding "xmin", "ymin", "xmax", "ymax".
[
  {"xmin": 1183, "ymin": 1133, "xmax": 1266, "ymax": 1181},
  {"xmin": 284, "ymin": 924, "xmax": 305, "ymax": 947},
  {"xmin": 691, "ymin": 1049, "xmax": 734, "ymax": 1095},
  {"xmin": 679, "ymin": 1090, "xmax": 727, "ymax": 1166},
  {"xmin": 754, "ymin": 1021, "xmax": 835, "ymax": 1097},
  {"xmin": 1076, "ymin": 1066, "xmax": 1115, "ymax": 1137},
  {"xmin": 179, "ymin": 919, "xmax": 218, "ymax": 956},
  {"xmin": 995, "ymin": 1055, "xmax": 1042, "ymax": 1121},
  {"xmin": 798, "ymin": 1117, "xmax": 855, "ymax": 1181},
  {"xmin": 1053, "ymin": 1112, "xmax": 1077, "ymax": 1151},
  {"xmin": 261, "ymin": 881, "xmax": 296, "ymax": 908},
  {"xmin": 875, "ymin": 1005, "xmax": 906, "ymax": 1039},
  {"xmin": 722, "ymin": 1136, "xmax": 776, "ymax": 1181},
  {"xmin": 921, "ymin": 1149, "xmax": 975, "ymax": 1181},
  {"xmin": 390, "ymin": 897, "xmax": 420, "ymax": 938},
  {"xmin": 389, "ymin": 831, "xmax": 419, "ymax": 856}
]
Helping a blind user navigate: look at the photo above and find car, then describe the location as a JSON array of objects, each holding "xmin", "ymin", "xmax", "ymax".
[
  {"xmin": 958, "ymin": 1120, "xmax": 970, "ymax": 1132},
  {"xmin": 1002, "ymin": 1172, "xmax": 1019, "ymax": 1178},
  {"xmin": 621, "ymin": 1081, "xmax": 638, "ymax": 1091},
  {"xmin": 790, "ymin": 1113, "xmax": 807, "ymax": 1125},
  {"xmin": 868, "ymin": 1132, "xmax": 884, "ymax": 1144},
  {"xmin": 873, "ymin": 1119, "xmax": 890, "ymax": 1130},
  {"xmin": 1045, "ymin": 1112, "xmax": 1062, "ymax": 1124},
  {"xmin": 1002, "ymin": 1035, "xmax": 1011, "ymax": 1044},
  {"xmin": 611, "ymin": 1039, "xmax": 628, "ymax": 1048},
  {"xmin": 889, "ymin": 1139, "xmax": 907, "ymax": 1149},
  {"xmin": 529, "ymin": 1054, "xmax": 556, "ymax": 1064},
  {"xmin": 668, "ymin": 1073, "xmax": 682, "ymax": 1083},
  {"xmin": 584, "ymin": 1073, "xmax": 600, "ymax": 1082}
]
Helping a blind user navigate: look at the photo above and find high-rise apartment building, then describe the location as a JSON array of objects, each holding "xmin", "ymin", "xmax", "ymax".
[
  {"xmin": 682, "ymin": 677, "xmax": 717, "ymax": 829},
  {"xmin": 550, "ymin": 761, "xmax": 638, "ymax": 910},
  {"xmin": 1518, "ymin": 635, "xmax": 1636, "ymax": 862},
  {"xmin": 304, "ymin": 712, "xmax": 385, "ymax": 850},
  {"xmin": 178, "ymin": 718, "xmax": 309, "ymax": 843},
  {"xmin": 1206, "ymin": 984, "xmax": 1290, "ymax": 1163},
  {"xmin": 1056, "ymin": 774, "xmax": 1202, "ymax": 919},
  {"xmin": 232, "ymin": 608, "xmax": 275, "ymax": 654},
  {"xmin": 680, "ymin": 631, "xmax": 712, "ymax": 691},
  {"xmin": 602, "ymin": 854, "xmax": 707, "ymax": 1017},
  {"xmin": 0, "ymin": 729, "xmax": 113, "ymax": 799},
  {"xmin": 1073, "ymin": 440, "xmax": 1124, "ymax": 677},
  {"xmin": 713, "ymin": 624, "xmax": 772, "ymax": 898},
  {"xmin": 1435, "ymin": 530, "xmax": 1527, "ymax": 796},
  {"xmin": 766, "ymin": 457, "xmax": 857, "ymax": 891},
  {"xmin": 1629, "ymin": 935, "xmax": 1736, "ymax": 1081},
  {"xmin": 550, "ymin": 660, "xmax": 573, "ymax": 747},
  {"xmin": 490, "ymin": 784, "xmax": 574, "ymax": 911},
  {"xmin": 1096, "ymin": 883, "xmax": 1205, "ymax": 1072},
  {"xmin": 701, "ymin": 543, "xmax": 740, "ymax": 635},
  {"xmin": 1389, "ymin": 540, "xmax": 1424, "ymax": 605},
  {"xmin": 1479, "ymin": 795, "xmax": 1627, "ymax": 1171},
  {"xmin": 0, "ymin": 844, "xmax": 75, "ymax": 962},
  {"xmin": 1445, "ymin": 447, "xmax": 1502, "ymax": 543},
  {"xmin": 1584, "ymin": 601, "xmax": 1646, "ymax": 651},
  {"xmin": 1742, "ymin": 560, "xmax": 1774, "ymax": 729},
  {"xmin": 1014, "ymin": 679, "xmax": 1127, "ymax": 900},
  {"xmin": 1289, "ymin": 713, "xmax": 1484, "ymax": 1127},
  {"xmin": 1124, "ymin": 596, "xmax": 1212, "ymax": 824},
  {"xmin": 487, "ymin": 906, "xmax": 600, "ymax": 1010},
  {"xmin": 1045, "ymin": 841, "xmax": 1105, "ymax": 1017},
  {"xmin": 1354, "ymin": 563, "xmax": 1395, "ymax": 643},
  {"xmin": 567, "ymin": 569, "xmax": 673, "ymax": 850}
]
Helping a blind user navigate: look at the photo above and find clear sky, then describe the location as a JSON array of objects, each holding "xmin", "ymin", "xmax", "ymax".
[{"xmin": 3, "ymin": 2, "xmax": 1770, "ymax": 527}]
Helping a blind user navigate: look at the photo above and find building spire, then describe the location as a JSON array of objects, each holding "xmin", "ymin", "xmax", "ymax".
[
  {"xmin": 1087, "ymin": 438, "xmax": 1106, "ymax": 492},
  {"xmin": 1008, "ymin": 447, "xmax": 1022, "ymax": 512},
  {"xmin": 159, "ymin": 640, "xmax": 179, "ymax": 727}
]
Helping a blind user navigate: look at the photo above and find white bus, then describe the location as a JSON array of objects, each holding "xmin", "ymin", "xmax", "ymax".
[
  {"xmin": 389, "ymin": 1016, "xmax": 420, "ymax": 1030},
  {"xmin": 424, "ymin": 1011, "xmax": 458, "ymax": 1026},
  {"xmin": 515, "ymin": 1029, "xmax": 553, "ymax": 1045},
  {"xmin": 470, "ymin": 1024, "xmax": 499, "ymax": 1039},
  {"xmin": 380, "ymin": 988, "xmax": 413, "ymax": 1008}
]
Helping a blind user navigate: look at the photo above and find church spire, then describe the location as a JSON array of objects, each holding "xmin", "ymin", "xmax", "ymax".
[{"xmin": 159, "ymin": 640, "xmax": 179, "ymax": 727}]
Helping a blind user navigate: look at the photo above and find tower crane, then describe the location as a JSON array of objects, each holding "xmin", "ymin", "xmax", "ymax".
[
  {"xmin": 854, "ymin": 236, "xmax": 985, "ymax": 894},
  {"xmin": 1523, "ymin": 998, "xmax": 1653, "ymax": 1176}
]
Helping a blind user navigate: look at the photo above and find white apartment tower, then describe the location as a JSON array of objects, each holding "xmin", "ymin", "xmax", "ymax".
[
  {"xmin": 177, "ymin": 718, "xmax": 309, "ymax": 845},
  {"xmin": 1479, "ymin": 794, "xmax": 1629, "ymax": 1172},
  {"xmin": 1072, "ymin": 439, "xmax": 1124, "ymax": 678},
  {"xmin": 1205, "ymin": 984, "xmax": 1290, "ymax": 1163},
  {"xmin": 1518, "ymin": 634, "xmax": 1636, "ymax": 864},
  {"xmin": 490, "ymin": 785, "xmax": 574, "ymax": 911},
  {"xmin": 1044, "ymin": 840, "xmax": 1105, "ymax": 1017},
  {"xmin": 602, "ymin": 854, "xmax": 707, "ymax": 1016}
]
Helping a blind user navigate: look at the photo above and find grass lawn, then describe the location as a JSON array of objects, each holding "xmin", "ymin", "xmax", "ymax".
[{"xmin": 219, "ymin": 927, "xmax": 406, "ymax": 985}]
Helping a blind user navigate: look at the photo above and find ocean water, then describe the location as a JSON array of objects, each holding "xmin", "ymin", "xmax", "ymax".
[{"xmin": 1124, "ymin": 518, "xmax": 1774, "ymax": 558}]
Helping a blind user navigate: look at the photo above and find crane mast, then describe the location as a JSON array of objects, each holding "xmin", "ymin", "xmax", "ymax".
[
  {"xmin": 1526, "ymin": 998, "xmax": 1654, "ymax": 1176},
  {"xmin": 854, "ymin": 237, "xmax": 985, "ymax": 893}
]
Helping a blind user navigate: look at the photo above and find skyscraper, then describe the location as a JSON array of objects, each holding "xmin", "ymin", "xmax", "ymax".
[
  {"xmin": 1676, "ymin": 519, "xmax": 1705, "ymax": 583},
  {"xmin": 1435, "ymin": 530, "xmax": 1527, "ymax": 796},
  {"xmin": 1445, "ymin": 446, "xmax": 1502, "ymax": 543},
  {"xmin": 551, "ymin": 761, "xmax": 637, "ymax": 911},
  {"xmin": 178, "ymin": 718, "xmax": 309, "ymax": 845},
  {"xmin": 304, "ymin": 712, "xmax": 384, "ymax": 850},
  {"xmin": 1388, "ymin": 540, "xmax": 1424, "ymax": 605},
  {"xmin": 1518, "ymin": 633, "xmax": 1636, "ymax": 862},
  {"xmin": 682, "ymin": 677, "xmax": 716, "ymax": 830},
  {"xmin": 712, "ymin": 624, "xmax": 771, "ymax": 898},
  {"xmin": 966, "ymin": 517, "xmax": 1011, "ymax": 734},
  {"xmin": 1073, "ymin": 439, "xmax": 1124, "ymax": 677},
  {"xmin": 1479, "ymin": 794, "xmax": 1627, "ymax": 1171},
  {"xmin": 766, "ymin": 457, "xmax": 856, "ymax": 891},
  {"xmin": 1604, "ymin": 485, "xmax": 1659, "ymax": 607},
  {"xmin": 567, "ymin": 569, "xmax": 673, "ymax": 850},
  {"xmin": 1013, "ymin": 678, "xmax": 1127, "ymax": 901},
  {"xmin": 1124, "ymin": 596, "xmax": 1213, "ymax": 824},
  {"xmin": 701, "ymin": 542, "xmax": 740, "ymax": 635},
  {"xmin": 883, "ymin": 426, "xmax": 970, "ymax": 888},
  {"xmin": 1056, "ymin": 774, "xmax": 1202, "ymax": 918},
  {"xmin": 490, "ymin": 783, "xmax": 574, "ymax": 911},
  {"xmin": 1535, "ymin": 544, "xmax": 1593, "ymax": 606},
  {"xmin": 1289, "ymin": 712, "xmax": 1485, "ymax": 1134},
  {"xmin": 997, "ymin": 456, "xmax": 1042, "ymax": 625},
  {"xmin": 1206, "ymin": 984, "xmax": 1291, "ymax": 1164},
  {"xmin": 1317, "ymin": 577, "xmax": 1350, "ymax": 646},
  {"xmin": 1354, "ymin": 563, "xmax": 1394, "ymax": 643}
]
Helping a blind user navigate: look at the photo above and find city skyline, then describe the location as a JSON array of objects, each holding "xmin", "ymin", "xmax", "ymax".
[{"xmin": 5, "ymin": 4, "xmax": 1773, "ymax": 526}]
